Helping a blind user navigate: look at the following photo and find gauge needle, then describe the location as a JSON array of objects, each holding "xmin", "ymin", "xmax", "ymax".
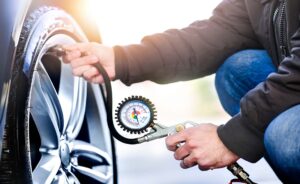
[{"xmin": 133, "ymin": 108, "xmax": 140, "ymax": 124}]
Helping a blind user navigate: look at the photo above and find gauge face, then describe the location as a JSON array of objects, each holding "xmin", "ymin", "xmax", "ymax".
[
  {"xmin": 120, "ymin": 100, "xmax": 151, "ymax": 130},
  {"xmin": 115, "ymin": 96, "xmax": 156, "ymax": 134}
]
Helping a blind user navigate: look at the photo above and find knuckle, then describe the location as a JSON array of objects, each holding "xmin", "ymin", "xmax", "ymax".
[
  {"xmin": 165, "ymin": 137, "xmax": 172, "ymax": 146},
  {"xmin": 88, "ymin": 55, "xmax": 98, "ymax": 62},
  {"xmin": 85, "ymin": 72, "xmax": 92, "ymax": 78},
  {"xmin": 197, "ymin": 159, "xmax": 211, "ymax": 169},
  {"xmin": 70, "ymin": 61, "xmax": 77, "ymax": 68},
  {"xmin": 82, "ymin": 72, "xmax": 88, "ymax": 78},
  {"xmin": 87, "ymin": 78, "xmax": 93, "ymax": 83},
  {"xmin": 193, "ymin": 152, "xmax": 203, "ymax": 161},
  {"xmin": 167, "ymin": 145, "xmax": 176, "ymax": 151},
  {"xmin": 185, "ymin": 140, "xmax": 196, "ymax": 149},
  {"xmin": 92, "ymin": 77, "xmax": 98, "ymax": 84},
  {"xmin": 198, "ymin": 165, "xmax": 208, "ymax": 171},
  {"xmin": 90, "ymin": 66, "xmax": 96, "ymax": 72},
  {"xmin": 184, "ymin": 159, "xmax": 191, "ymax": 166},
  {"xmin": 72, "ymin": 69, "xmax": 79, "ymax": 76},
  {"xmin": 97, "ymin": 76, "xmax": 104, "ymax": 83},
  {"xmin": 173, "ymin": 152, "xmax": 179, "ymax": 160}
]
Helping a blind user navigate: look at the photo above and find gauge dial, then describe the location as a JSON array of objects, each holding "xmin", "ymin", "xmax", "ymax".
[{"xmin": 115, "ymin": 96, "xmax": 156, "ymax": 134}]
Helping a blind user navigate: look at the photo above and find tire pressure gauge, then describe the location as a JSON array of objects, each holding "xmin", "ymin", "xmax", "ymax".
[{"xmin": 115, "ymin": 96, "xmax": 156, "ymax": 134}]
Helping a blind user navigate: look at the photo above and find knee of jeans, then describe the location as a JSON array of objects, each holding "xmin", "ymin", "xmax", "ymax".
[
  {"xmin": 215, "ymin": 49, "xmax": 271, "ymax": 93},
  {"xmin": 264, "ymin": 125, "xmax": 279, "ymax": 156},
  {"xmin": 215, "ymin": 50, "xmax": 251, "ymax": 91},
  {"xmin": 264, "ymin": 119, "xmax": 298, "ymax": 163}
]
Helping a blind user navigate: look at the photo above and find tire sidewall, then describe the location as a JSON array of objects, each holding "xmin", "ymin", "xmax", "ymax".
[{"xmin": 6, "ymin": 7, "xmax": 117, "ymax": 184}]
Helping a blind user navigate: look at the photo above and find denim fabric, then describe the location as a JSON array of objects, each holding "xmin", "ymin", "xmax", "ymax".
[
  {"xmin": 215, "ymin": 49, "xmax": 275, "ymax": 116},
  {"xmin": 264, "ymin": 105, "xmax": 300, "ymax": 183},
  {"xmin": 215, "ymin": 50, "xmax": 300, "ymax": 183}
]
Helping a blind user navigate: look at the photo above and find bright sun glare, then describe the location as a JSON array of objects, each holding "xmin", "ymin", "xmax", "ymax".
[
  {"xmin": 85, "ymin": 0, "xmax": 226, "ymax": 124},
  {"xmin": 86, "ymin": 0, "xmax": 221, "ymax": 45}
]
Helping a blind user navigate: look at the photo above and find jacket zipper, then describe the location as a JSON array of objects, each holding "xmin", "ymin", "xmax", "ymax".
[
  {"xmin": 273, "ymin": 0, "xmax": 289, "ymax": 60},
  {"xmin": 279, "ymin": 0, "xmax": 288, "ymax": 57}
]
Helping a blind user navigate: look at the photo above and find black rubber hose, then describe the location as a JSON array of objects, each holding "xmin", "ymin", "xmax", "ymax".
[
  {"xmin": 92, "ymin": 62, "xmax": 140, "ymax": 144},
  {"xmin": 47, "ymin": 46, "xmax": 255, "ymax": 183},
  {"xmin": 46, "ymin": 46, "xmax": 140, "ymax": 144},
  {"xmin": 94, "ymin": 61, "xmax": 256, "ymax": 184},
  {"xmin": 93, "ymin": 61, "xmax": 258, "ymax": 184}
]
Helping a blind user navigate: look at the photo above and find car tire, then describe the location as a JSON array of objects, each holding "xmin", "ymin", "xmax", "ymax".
[{"xmin": 0, "ymin": 7, "xmax": 117, "ymax": 184}]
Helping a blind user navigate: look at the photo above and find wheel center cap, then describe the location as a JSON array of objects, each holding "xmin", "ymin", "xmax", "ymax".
[{"xmin": 59, "ymin": 142, "xmax": 71, "ymax": 167}]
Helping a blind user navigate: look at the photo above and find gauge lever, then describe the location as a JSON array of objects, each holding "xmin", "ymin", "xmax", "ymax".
[{"xmin": 137, "ymin": 121, "xmax": 198, "ymax": 143}]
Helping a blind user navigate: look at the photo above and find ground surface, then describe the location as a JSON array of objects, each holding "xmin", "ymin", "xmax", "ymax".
[{"xmin": 116, "ymin": 139, "xmax": 281, "ymax": 184}]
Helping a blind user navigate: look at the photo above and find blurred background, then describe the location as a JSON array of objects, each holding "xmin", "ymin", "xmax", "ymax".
[{"xmin": 85, "ymin": 0, "xmax": 281, "ymax": 183}]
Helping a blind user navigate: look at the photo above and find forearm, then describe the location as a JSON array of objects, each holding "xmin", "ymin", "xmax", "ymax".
[{"xmin": 114, "ymin": 0, "xmax": 261, "ymax": 85}]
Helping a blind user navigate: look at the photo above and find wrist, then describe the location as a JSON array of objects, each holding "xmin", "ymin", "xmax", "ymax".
[{"xmin": 113, "ymin": 46, "xmax": 129, "ymax": 83}]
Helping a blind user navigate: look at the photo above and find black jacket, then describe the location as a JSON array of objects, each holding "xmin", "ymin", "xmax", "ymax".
[{"xmin": 114, "ymin": 0, "xmax": 300, "ymax": 162}]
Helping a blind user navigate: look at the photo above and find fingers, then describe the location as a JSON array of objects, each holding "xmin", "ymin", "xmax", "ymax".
[
  {"xmin": 82, "ymin": 66, "xmax": 99, "ymax": 79},
  {"xmin": 61, "ymin": 43, "xmax": 114, "ymax": 84},
  {"xmin": 72, "ymin": 65, "xmax": 103, "ymax": 84},
  {"xmin": 176, "ymin": 147, "xmax": 197, "ymax": 169},
  {"xmin": 62, "ymin": 50, "xmax": 81, "ymax": 63},
  {"xmin": 72, "ymin": 65, "xmax": 93, "ymax": 77},
  {"xmin": 82, "ymin": 67, "xmax": 104, "ymax": 83},
  {"xmin": 167, "ymin": 131, "xmax": 198, "ymax": 170},
  {"xmin": 62, "ymin": 43, "xmax": 96, "ymax": 64},
  {"xmin": 180, "ymin": 156, "xmax": 197, "ymax": 169},
  {"xmin": 70, "ymin": 55, "xmax": 98, "ymax": 68},
  {"xmin": 197, "ymin": 160, "xmax": 216, "ymax": 171},
  {"xmin": 174, "ymin": 146, "xmax": 189, "ymax": 160},
  {"xmin": 174, "ymin": 143, "xmax": 198, "ymax": 169},
  {"xmin": 181, "ymin": 153, "xmax": 216, "ymax": 170},
  {"xmin": 69, "ymin": 55, "xmax": 99, "ymax": 78},
  {"xmin": 63, "ymin": 42, "xmax": 93, "ymax": 53},
  {"xmin": 165, "ymin": 131, "xmax": 186, "ymax": 151},
  {"xmin": 91, "ymin": 75, "xmax": 104, "ymax": 84}
]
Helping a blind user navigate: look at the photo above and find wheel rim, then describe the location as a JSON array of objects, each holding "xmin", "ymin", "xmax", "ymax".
[{"xmin": 27, "ymin": 34, "xmax": 113, "ymax": 184}]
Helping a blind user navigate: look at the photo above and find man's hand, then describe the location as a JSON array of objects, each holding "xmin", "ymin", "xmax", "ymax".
[
  {"xmin": 165, "ymin": 123, "xmax": 239, "ymax": 170},
  {"xmin": 62, "ymin": 42, "xmax": 115, "ymax": 83}
]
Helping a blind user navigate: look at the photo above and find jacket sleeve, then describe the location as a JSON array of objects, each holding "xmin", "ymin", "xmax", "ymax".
[
  {"xmin": 218, "ymin": 27, "xmax": 300, "ymax": 162},
  {"xmin": 114, "ymin": 0, "xmax": 261, "ymax": 85}
]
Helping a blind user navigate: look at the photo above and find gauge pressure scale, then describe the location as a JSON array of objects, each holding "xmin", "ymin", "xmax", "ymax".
[{"xmin": 115, "ymin": 96, "xmax": 156, "ymax": 134}]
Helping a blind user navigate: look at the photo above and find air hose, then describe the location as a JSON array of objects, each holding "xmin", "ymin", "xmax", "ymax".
[
  {"xmin": 46, "ymin": 45, "xmax": 140, "ymax": 144},
  {"xmin": 92, "ymin": 62, "xmax": 140, "ymax": 144},
  {"xmin": 93, "ymin": 62, "xmax": 256, "ymax": 184},
  {"xmin": 46, "ymin": 45, "xmax": 256, "ymax": 184}
]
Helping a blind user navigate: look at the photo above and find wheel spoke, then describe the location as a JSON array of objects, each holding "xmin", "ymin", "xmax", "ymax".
[
  {"xmin": 30, "ymin": 63, "xmax": 64, "ymax": 149},
  {"xmin": 72, "ymin": 165, "xmax": 112, "ymax": 183},
  {"xmin": 65, "ymin": 170, "xmax": 80, "ymax": 184},
  {"xmin": 70, "ymin": 140, "xmax": 113, "ymax": 183},
  {"xmin": 52, "ymin": 170, "xmax": 68, "ymax": 184},
  {"xmin": 32, "ymin": 154, "xmax": 61, "ymax": 184},
  {"xmin": 59, "ymin": 63, "xmax": 87, "ymax": 140}
]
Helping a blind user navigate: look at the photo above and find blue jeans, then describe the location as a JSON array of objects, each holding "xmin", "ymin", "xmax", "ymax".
[{"xmin": 215, "ymin": 50, "xmax": 300, "ymax": 183}]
